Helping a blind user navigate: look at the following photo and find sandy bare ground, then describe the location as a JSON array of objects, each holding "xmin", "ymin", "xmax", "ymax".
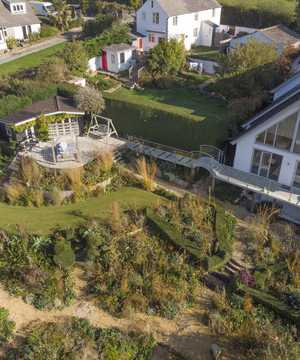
[{"xmin": 0, "ymin": 266, "xmax": 218, "ymax": 360}]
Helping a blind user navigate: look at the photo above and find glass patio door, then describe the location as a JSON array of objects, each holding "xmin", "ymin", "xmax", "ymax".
[
  {"xmin": 293, "ymin": 162, "xmax": 300, "ymax": 189},
  {"xmin": 251, "ymin": 150, "xmax": 283, "ymax": 181}
]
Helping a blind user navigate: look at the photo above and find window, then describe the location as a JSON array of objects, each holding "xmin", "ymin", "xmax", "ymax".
[
  {"xmin": 111, "ymin": 54, "xmax": 116, "ymax": 64},
  {"xmin": 256, "ymin": 112, "xmax": 298, "ymax": 151},
  {"xmin": 293, "ymin": 162, "xmax": 300, "ymax": 188},
  {"xmin": 151, "ymin": 0, "xmax": 154, "ymax": 8},
  {"xmin": 120, "ymin": 52, "xmax": 125, "ymax": 64},
  {"xmin": 13, "ymin": 5, "xmax": 16, "ymax": 11},
  {"xmin": 251, "ymin": 150, "xmax": 283, "ymax": 181},
  {"xmin": 194, "ymin": 13, "xmax": 199, "ymax": 21},
  {"xmin": 148, "ymin": 33, "xmax": 155, "ymax": 43},
  {"xmin": 173, "ymin": 16, "xmax": 178, "ymax": 26},
  {"xmin": 212, "ymin": 8, "xmax": 216, "ymax": 17},
  {"xmin": 0, "ymin": 31, "xmax": 2, "ymax": 41},
  {"xmin": 153, "ymin": 12, "xmax": 159, "ymax": 24},
  {"xmin": 142, "ymin": 12, "xmax": 146, "ymax": 21},
  {"xmin": 193, "ymin": 28, "xmax": 198, "ymax": 37},
  {"xmin": 3, "ymin": 27, "xmax": 7, "ymax": 37}
]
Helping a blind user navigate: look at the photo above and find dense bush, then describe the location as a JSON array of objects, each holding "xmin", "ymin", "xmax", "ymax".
[
  {"xmin": 0, "ymin": 307, "xmax": 15, "ymax": 345},
  {"xmin": 79, "ymin": 205, "xmax": 199, "ymax": 319},
  {"xmin": 84, "ymin": 23, "xmax": 131, "ymax": 58},
  {"xmin": 83, "ymin": 13, "xmax": 115, "ymax": 37},
  {"xmin": 0, "ymin": 231, "xmax": 75, "ymax": 309},
  {"xmin": 40, "ymin": 25, "xmax": 60, "ymax": 38},
  {"xmin": 220, "ymin": 0, "xmax": 296, "ymax": 28},
  {"xmin": 63, "ymin": 41, "xmax": 88, "ymax": 75},
  {"xmin": 5, "ymin": 318, "xmax": 156, "ymax": 359},
  {"xmin": 53, "ymin": 238, "xmax": 75, "ymax": 269}
]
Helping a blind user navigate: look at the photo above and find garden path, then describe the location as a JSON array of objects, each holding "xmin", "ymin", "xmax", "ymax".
[{"xmin": 0, "ymin": 266, "xmax": 218, "ymax": 360}]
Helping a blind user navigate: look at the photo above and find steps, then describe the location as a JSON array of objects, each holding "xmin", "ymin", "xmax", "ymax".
[{"xmin": 203, "ymin": 258, "xmax": 248, "ymax": 292}]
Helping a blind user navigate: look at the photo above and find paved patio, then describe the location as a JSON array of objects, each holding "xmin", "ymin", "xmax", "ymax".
[{"xmin": 28, "ymin": 136, "xmax": 126, "ymax": 169}]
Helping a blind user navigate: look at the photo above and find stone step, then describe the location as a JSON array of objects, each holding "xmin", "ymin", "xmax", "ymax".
[{"xmin": 230, "ymin": 258, "xmax": 247, "ymax": 270}]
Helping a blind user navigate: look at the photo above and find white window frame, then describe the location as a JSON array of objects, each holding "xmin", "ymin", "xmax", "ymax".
[
  {"xmin": 173, "ymin": 16, "xmax": 178, "ymax": 26},
  {"xmin": 142, "ymin": 11, "xmax": 146, "ymax": 21},
  {"xmin": 153, "ymin": 12, "xmax": 159, "ymax": 24},
  {"xmin": 111, "ymin": 54, "xmax": 116, "ymax": 64},
  {"xmin": 193, "ymin": 28, "xmax": 198, "ymax": 37},
  {"xmin": 212, "ymin": 8, "xmax": 216, "ymax": 17},
  {"xmin": 120, "ymin": 52, "xmax": 125, "ymax": 64},
  {"xmin": 194, "ymin": 13, "xmax": 199, "ymax": 21}
]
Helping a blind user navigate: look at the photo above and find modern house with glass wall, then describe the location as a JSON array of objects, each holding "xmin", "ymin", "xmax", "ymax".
[{"xmin": 231, "ymin": 73, "xmax": 300, "ymax": 222}]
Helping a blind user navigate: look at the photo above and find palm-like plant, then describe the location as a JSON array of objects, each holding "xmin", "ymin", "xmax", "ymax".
[{"xmin": 52, "ymin": 0, "xmax": 70, "ymax": 32}]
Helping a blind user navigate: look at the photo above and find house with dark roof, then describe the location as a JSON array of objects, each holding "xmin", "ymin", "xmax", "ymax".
[
  {"xmin": 136, "ymin": 0, "xmax": 222, "ymax": 51},
  {"xmin": 229, "ymin": 74, "xmax": 300, "ymax": 223},
  {"xmin": 0, "ymin": 0, "xmax": 41, "ymax": 51},
  {"xmin": 0, "ymin": 96, "xmax": 84, "ymax": 141},
  {"xmin": 229, "ymin": 25, "xmax": 300, "ymax": 54}
]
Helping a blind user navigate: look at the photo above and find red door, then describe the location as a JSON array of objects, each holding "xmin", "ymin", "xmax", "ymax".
[
  {"xmin": 102, "ymin": 50, "xmax": 108, "ymax": 71},
  {"xmin": 138, "ymin": 38, "xmax": 143, "ymax": 49}
]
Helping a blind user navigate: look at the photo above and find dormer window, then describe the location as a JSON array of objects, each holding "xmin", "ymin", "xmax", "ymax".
[{"xmin": 11, "ymin": 2, "xmax": 26, "ymax": 14}]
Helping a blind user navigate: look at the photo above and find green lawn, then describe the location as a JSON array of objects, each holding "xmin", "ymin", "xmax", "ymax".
[
  {"xmin": 0, "ymin": 187, "xmax": 161, "ymax": 234},
  {"xmin": 0, "ymin": 42, "xmax": 65, "ymax": 76},
  {"xmin": 189, "ymin": 46, "xmax": 221, "ymax": 62},
  {"xmin": 105, "ymin": 87, "xmax": 227, "ymax": 122}
]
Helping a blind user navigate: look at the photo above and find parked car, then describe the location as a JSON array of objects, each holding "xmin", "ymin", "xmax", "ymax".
[{"xmin": 30, "ymin": 1, "xmax": 56, "ymax": 17}]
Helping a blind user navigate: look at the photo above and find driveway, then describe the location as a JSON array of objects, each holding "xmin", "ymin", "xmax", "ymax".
[{"xmin": 0, "ymin": 28, "xmax": 82, "ymax": 65}]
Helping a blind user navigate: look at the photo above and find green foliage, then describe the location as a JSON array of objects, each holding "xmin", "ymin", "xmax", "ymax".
[
  {"xmin": 0, "ymin": 232, "xmax": 74, "ymax": 309},
  {"xmin": 146, "ymin": 39, "xmax": 186, "ymax": 82},
  {"xmin": 0, "ymin": 307, "xmax": 15, "ymax": 345},
  {"xmin": 218, "ymin": 40, "xmax": 279, "ymax": 75},
  {"xmin": 83, "ymin": 14, "xmax": 115, "ymax": 37},
  {"xmin": 51, "ymin": 0, "xmax": 71, "ymax": 31},
  {"xmin": 40, "ymin": 25, "xmax": 60, "ymax": 38},
  {"xmin": 63, "ymin": 41, "xmax": 88, "ymax": 75},
  {"xmin": 75, "ymin": 86, "xmax": 105, "ymax": 114},
  {"xmin": 6, "ymin": 37, "xmax": 17, "ymax": 50},
  {"xmin": 6, "ymin": 318, "xmax": 156, "ymax": 360},
  {"xmin": 53, "ymin": 239, "xmax": 75, "ymax": 269},
  {"xmin": 37, "ymin": 57, "xmax": 67, "ymax": 83},
  {"xmin": 220, "ymin": 0, "xmax": 296, "ymax": 28},
  {"xmin": 86, "ymin": 209, "xmax": 199, "ymax": 318},
  {"xmin": 84, "ymin": 23, "xmax": 131, "ymax": 58}
]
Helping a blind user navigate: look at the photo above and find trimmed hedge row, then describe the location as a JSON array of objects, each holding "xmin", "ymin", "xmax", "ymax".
[
  {"xmin": 104, "ymin": 98, "xmax": 230, "ymax": 150},
  {"xmin": 146, "ymin": 206, "xmax": 236, "ymax": 271},
  {"xmin": 238, "ymin": 284, "xmax": 300, "ymax": 326}
]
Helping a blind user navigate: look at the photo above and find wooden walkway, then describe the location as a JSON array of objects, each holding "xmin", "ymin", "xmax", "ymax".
[{"xmin": 127, "ymin": 138, "xmax": 300, "ymax": 208}]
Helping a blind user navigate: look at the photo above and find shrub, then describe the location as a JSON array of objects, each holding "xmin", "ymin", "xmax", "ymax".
[
  {"xmin": 37, "ymin": 57, "xmax": 67, "ymax": 84},
  {"xmin": 57, "ymin": 82, "xmax": 78, "ymax": 97},
  {"xmin": 40, "ymin": 25, "xmax": 60, "ymax": 38},
  {"xmin": 0, "ymin": 307, "xmax": 15, "ymax": 345},
  {"xmin": 99, "ymin": 151, "xmax": 114, "ymax": 174},
  {"xmin": 63, "ymin": 41, "xmax": 88, "ymax": 75},
  {"xmin": 48, "ymin": 187, "xmax": 63, "ymax": 206},
  {"xmin": 6, "ymin": 37, "xmax": 17, "ymax": 49},
  {"xmin": 53, "ymin": 239, "xmax": 75, "ymax": 269},
  {"xmin": 83, "ymin": 14, "xmax": 115, "ymax": 37},
  {"xmin": 75, "ymin": 86, "xmax": 105, "ymax": 114},
  {"xmin": 18, "ymin": 157, "xmax": 41, "ymax": 187},
  {"xmin": 136, "ymin": 157, "xmax": 157, "ymax": 192},
  {"xmin": 4, "ymin": 181, "xmax": 26, "ymax": 204}
]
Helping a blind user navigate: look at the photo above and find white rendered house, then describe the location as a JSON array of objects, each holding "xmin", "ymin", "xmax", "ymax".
[
  {"xmin": 229, "ymin": 73, "xmax": 300, "ymax": 223},
  {"xmin": 0, "ymin": 0, "xmax": 41, "ymax": 51},
  {"xmin": 136, "ymin": 0, "xmax": 222, "ymax": 51}
]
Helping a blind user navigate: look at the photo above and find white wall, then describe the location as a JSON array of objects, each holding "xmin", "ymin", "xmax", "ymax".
[
  {"xmin": 188, "ymin": 58, "xmax": 218, "ymax": 74},
  {"xmin": 88, "ymin": 56, "xmax": 101, "ymax": 72},
  {"xmin": 6, "ymin": 23, "xmax": 40, "ymax": 40},
  {"xmin": 106, "ymin": 48, "xmax": 133, "ymax": 73},
  {"xmin": 167, "ymin": 8, "xmax": 221, "ymax": 50},
  {"xmin": 233, "ymin": 99, "xmax": 300, "ymax": 187},
  {"xmin": 136, "ymin": 0, "xmax": 168, "ymax": 36},
  {"xmin": 0, "ymin": 30, "xmax": 7, "ymax": 50}
]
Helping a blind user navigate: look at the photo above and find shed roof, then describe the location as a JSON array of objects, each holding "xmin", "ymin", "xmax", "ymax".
[
  {"xmin": 103, "ymin": 43, "xmax": 135, "ymax": 52},
  {"xmin": 260, "ymin": 25, "xmax": 300, "ymax": 45},
  {"xmin": 157, "ymin": 0, "xmax": 221, "ymax": 17},
  {"xmin": 0, "ymin": 0, "xmax": 40, "ymax": 27},
  {"xmin": 0, "ymin": 96, "xmax": 84, "ymax": 126}
]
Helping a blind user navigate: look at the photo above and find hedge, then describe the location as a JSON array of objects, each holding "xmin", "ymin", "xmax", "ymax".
[
  {"xmin": 146, "ymin": 206, "xmax": 236, "ymax": 271},
  {"xmin": 238, "ymin": 284, "xmax": 300, "ymax": 326},
  {"xmin": 104, "ymin": 98, "xmax": 231, "ymax": 151}
]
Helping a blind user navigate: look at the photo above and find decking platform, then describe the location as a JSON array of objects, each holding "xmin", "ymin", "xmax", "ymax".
[{"xmin": 28, "ymin": 136, "xmax": 126, "ymax": 169}]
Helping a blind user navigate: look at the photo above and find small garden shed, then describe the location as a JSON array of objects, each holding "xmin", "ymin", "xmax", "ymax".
[
  {"xmin": 101, "ymin": 44, "xmax": 135, "ymax": 73},
  {"xmin": 0, "ymin": 96, "xmax": 85, "ymax": 143}
]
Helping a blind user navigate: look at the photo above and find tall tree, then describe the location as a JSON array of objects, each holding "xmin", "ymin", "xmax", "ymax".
[
  {"xmin": 146, "ymin": 39, "xmax": 186, "ymax": 82},
  {"xmin": 75, "ymin": 86, "xmax": 105, "ymax": 114},
  {"xmin": 63, "ymin": 41, "xmax": 88, "ymax": 75}
]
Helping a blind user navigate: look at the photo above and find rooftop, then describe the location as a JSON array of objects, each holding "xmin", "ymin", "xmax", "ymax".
[
  {"xmin": 104, "ymin": 43, "xmax": 135, "ymax": 52},
  {"xmin": 0, "ymin": 96, "xmax": 84, "ymax": 126},
  {"xmin": 157, "ymin": 0, "xmax": 221, "ymax": 17},
  {"xmin": 259, "ymin": 25, "xmax": 300, "ymax": 46},
  {"xmin": 0, "ymin": 0, "xmax": 40, "ymax": 27}
]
